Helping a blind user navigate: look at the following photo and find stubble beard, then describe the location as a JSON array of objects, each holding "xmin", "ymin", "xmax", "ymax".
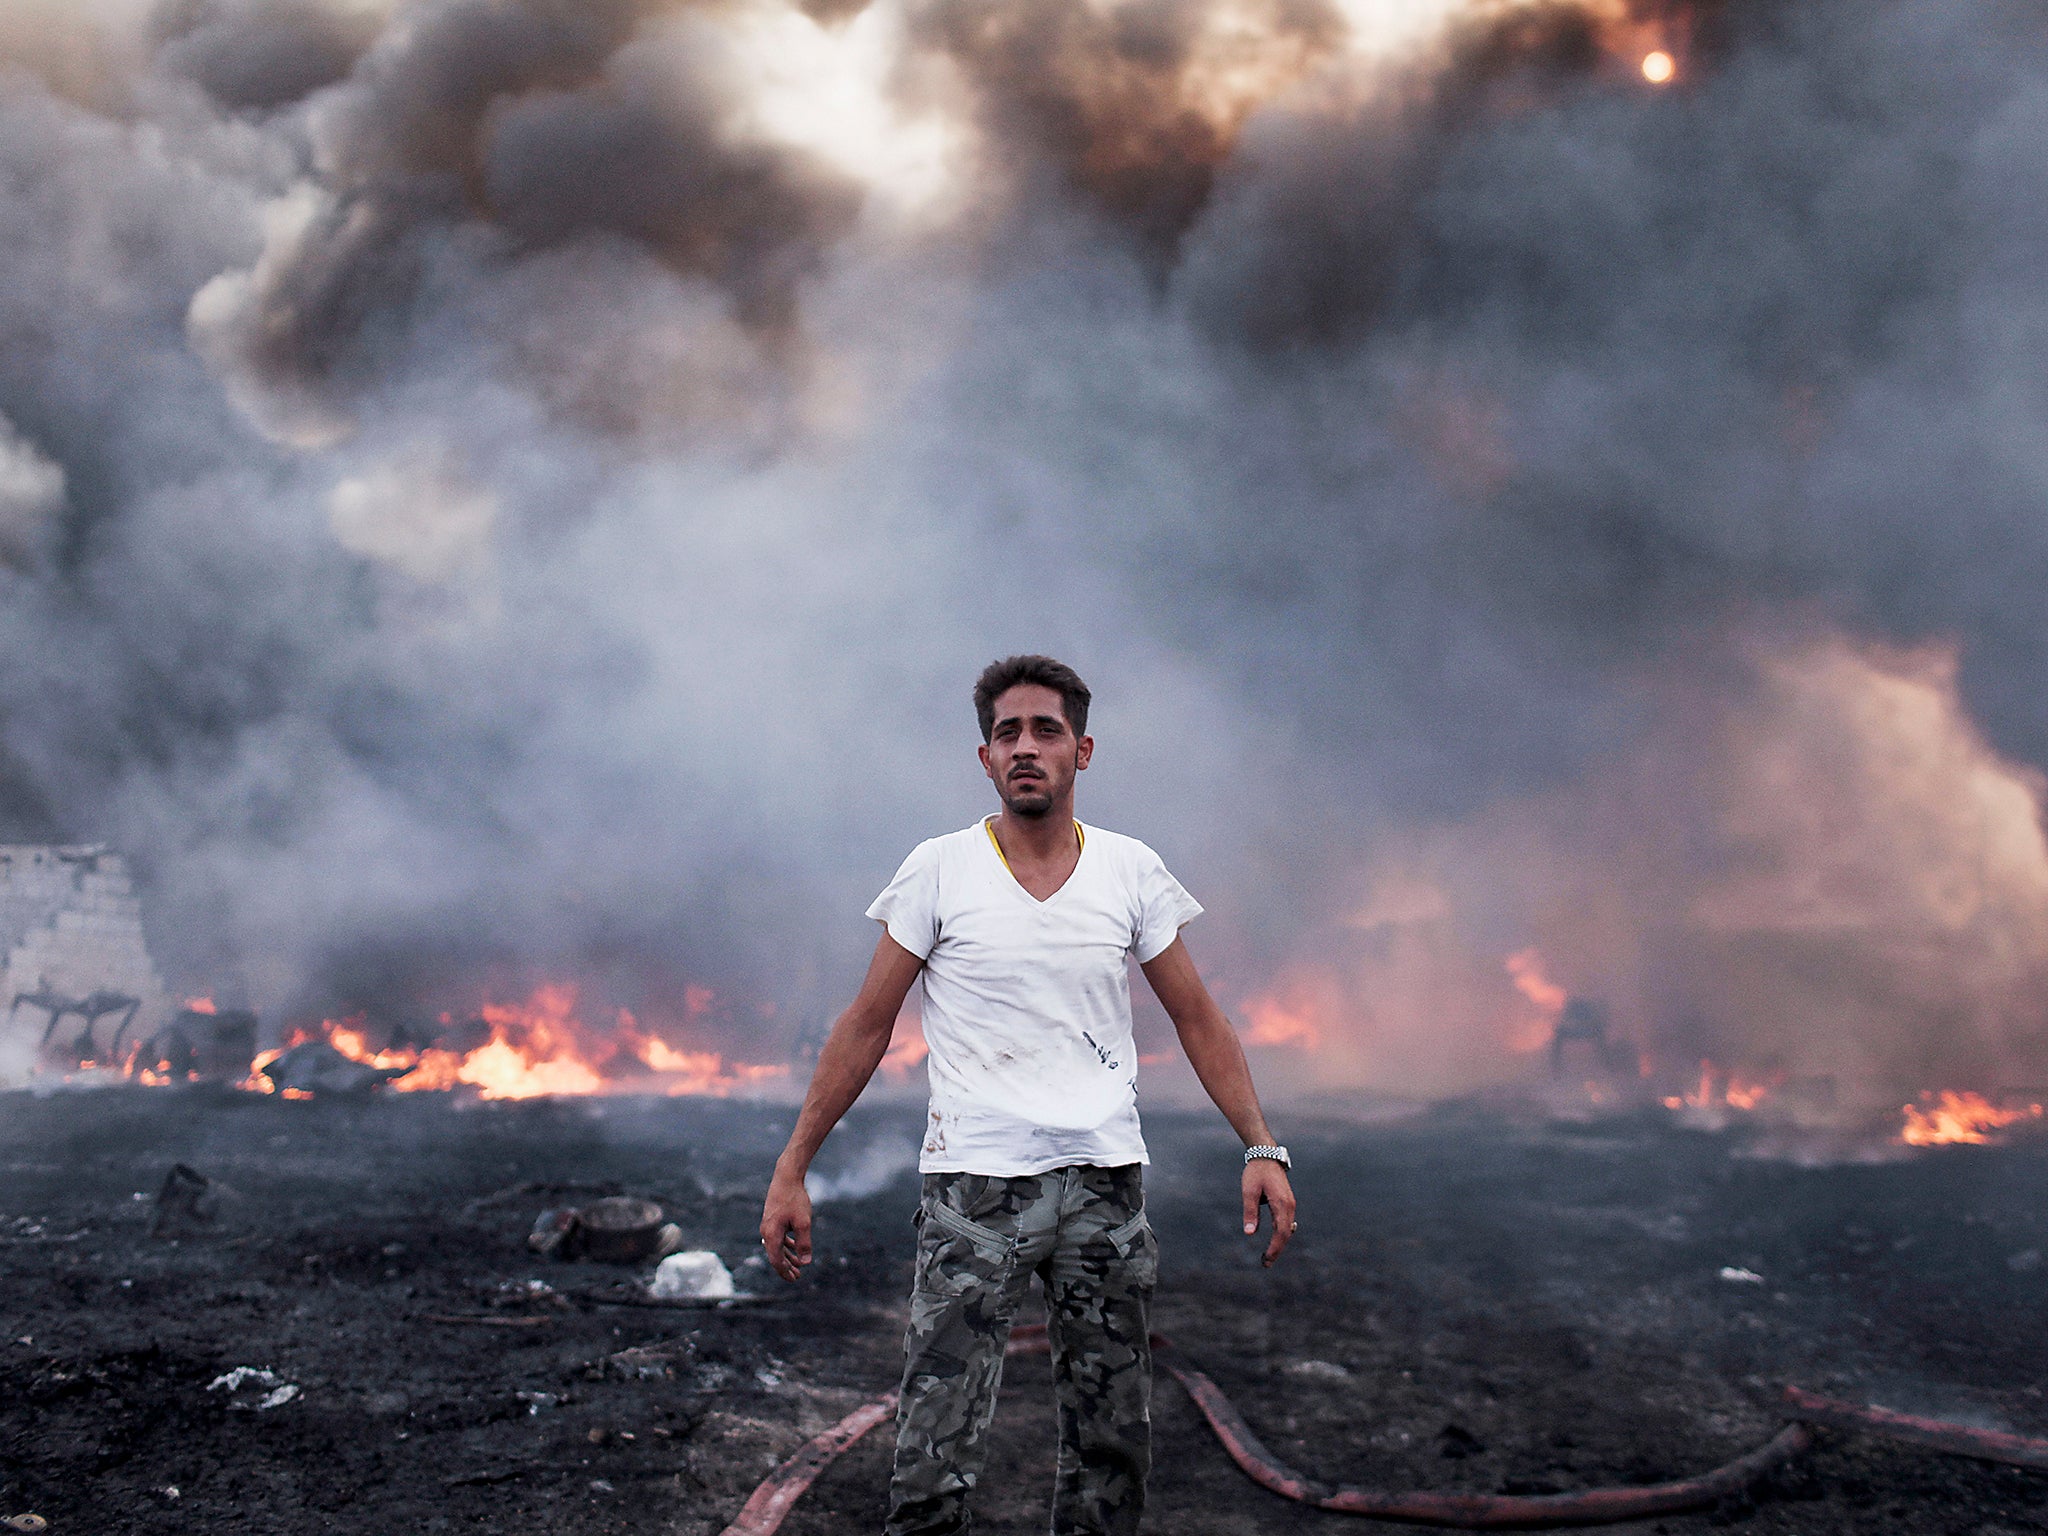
[{"xmin": 1002, "ymin": 780, "xmax": 1056, "ymax": 818}]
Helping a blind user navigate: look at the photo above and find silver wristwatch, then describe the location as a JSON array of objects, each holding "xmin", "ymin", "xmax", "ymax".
[{"xmin": 1244, "ymin": 1144, "xmax": 1291, "ymax": 1169}]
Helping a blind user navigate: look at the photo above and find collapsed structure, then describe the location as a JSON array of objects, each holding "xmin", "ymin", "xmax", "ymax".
[{"xmin": 0, "ymin": 845, "xmax": 171, "ymax": 1079}]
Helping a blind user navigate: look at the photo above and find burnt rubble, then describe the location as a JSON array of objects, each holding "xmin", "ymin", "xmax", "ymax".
[
  {"xmin": 3, "ymin": 1090, "xmax": 2048, "ymax": 1533},
  {"xmin": 529, "ymin": 1196, "xmax": 684, "ymax": 1267},
  {"xmin": 259, "ymin": 1041, "xmax": 407, "ymax": 1097},
  {"xmin": 149, "ymin": 1164, "xmax": 216, "ymax": 1239}
]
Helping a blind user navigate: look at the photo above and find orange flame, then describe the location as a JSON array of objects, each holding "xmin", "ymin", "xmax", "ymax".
[
  {"xmin": 1504, "ymin": 947, "xmax": 1567, "ymax": 1013},
  {"xmin": 239, "ymin": 984, "xmax": 787, "ymax": 1100},
  {"xmin": 1726, "ymin": 1078, "xmax": 1769, "ymax": 1112},
  {"xmin": 1661, "ymin": 1060, "xmax": 1774, "ymax": 1113},
  {"xmin": 880, "ymin": 1018, "xmax": 929, "ymax": 1079},
  {"xmin": 1900, "ymin": 1091, "xmax": 2045, "ymax": 1147},
  {"xmin": 1582, "ymin": 1, "xmax": 1687, "ymax": 85},
  {"xmin": 1503, "ymin": 947, "xmax": 1567, "ymax": 1052},
  {"xmin": 1241, "ymin": 995, "xmax": 1320, "ymax": 1050},
  {"xmin": 240, "ymin": 1050, "xmax": 280, "ymax": 1093}
]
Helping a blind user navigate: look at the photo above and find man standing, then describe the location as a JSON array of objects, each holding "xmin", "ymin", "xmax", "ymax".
[{"xmin": 760, "ymin": 655, "xmax": 1296, "ymax": 1536}]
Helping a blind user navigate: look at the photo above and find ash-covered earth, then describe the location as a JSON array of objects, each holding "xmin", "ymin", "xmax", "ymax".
[{"xmin": 2, "ymin": 1088, "xmax": 2046, "ymax": 1534}]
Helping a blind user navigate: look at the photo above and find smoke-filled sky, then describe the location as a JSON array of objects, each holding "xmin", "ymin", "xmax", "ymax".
[{"xmin": 4, "ymin": 0, "xmax": 2048, "ymax": 1102}]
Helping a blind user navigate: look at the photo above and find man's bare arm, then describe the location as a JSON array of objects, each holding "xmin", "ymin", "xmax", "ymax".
[
  {"xmin": 760, "ymin": 932, "xmax": 925, "ymax": 1280},
  {"xmin": 1140, "ymin": 935, "xmax": 1297, "ymax": 1267}
]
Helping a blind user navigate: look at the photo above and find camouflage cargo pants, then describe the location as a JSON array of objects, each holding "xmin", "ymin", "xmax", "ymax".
[{"xmin": 886, "ymin": 1163, "xmax": 1156, "ymax": 1536}]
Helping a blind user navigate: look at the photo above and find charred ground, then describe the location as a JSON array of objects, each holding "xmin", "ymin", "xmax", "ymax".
[{"xmin": 2, "ymin": 1088, "xmax": 2045, "ymax": 1534}]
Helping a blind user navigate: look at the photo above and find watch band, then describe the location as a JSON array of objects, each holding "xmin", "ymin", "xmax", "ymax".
[{"xmin": 1244, "ymin": 1144, "xmax": 1290, "ymax": 1169}]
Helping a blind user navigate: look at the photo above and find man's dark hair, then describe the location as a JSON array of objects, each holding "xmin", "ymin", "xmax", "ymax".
[{"xmin": 974, "ymin": 655, "xmax": 1091, "ymax": 743}]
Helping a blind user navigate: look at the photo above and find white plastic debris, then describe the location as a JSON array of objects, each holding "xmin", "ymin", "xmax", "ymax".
[
  {"xmin": 649, "ymin": 1250, "xmax": 734, "ymax": 1300},
  {"xmin": 1719, "ymin": 1266, "xmax": 1765, "ymax": 1284},
  {"xmin": 207, "ymin": 1367, "xmax": 277, "ymax": 1392},
  {"xmin": 207, "ymin": 1366, "xmax": 300, "ymax": 1410}
]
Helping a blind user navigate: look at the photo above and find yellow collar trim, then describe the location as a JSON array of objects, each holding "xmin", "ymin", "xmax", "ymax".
[{"xmin": 984, "ymin": 817, "xmax": 1083, "ymax": 875}]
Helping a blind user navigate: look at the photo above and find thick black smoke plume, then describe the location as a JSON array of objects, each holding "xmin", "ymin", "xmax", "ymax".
[{"xmin": 0, "ymin": 0, "xmax": 2043, "ymax": 1099}]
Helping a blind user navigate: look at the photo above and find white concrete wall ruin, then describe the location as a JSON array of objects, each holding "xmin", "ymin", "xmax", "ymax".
[{"xmin": 0, "ymin": 845, "xmax": 171, "ymax": 1083}]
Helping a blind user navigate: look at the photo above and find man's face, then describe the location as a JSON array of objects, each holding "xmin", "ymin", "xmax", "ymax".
[{"xmin": 978, "ymin": 683, "xmax": 1092, "ymax": 818}]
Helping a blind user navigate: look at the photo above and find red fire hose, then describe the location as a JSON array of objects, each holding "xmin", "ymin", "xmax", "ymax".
[
  {"xmin": 1155, "ymin": 1346, "xmax": 1809, "ymax": 1528},
  {"xmin": 714, "ymin": 1329, "xmax": 1058, "ymax": 1536},
  {"xmin": 1782, "ymin": 1386, "xmax": 2048, "ymax": 1469},
  {"xmin": 716, "ymin": 1391, "xmax": 899, "ymax": 1536},
  {"xmin": 716, "ymin": 1327, "xmax": 2048, "ymax": 1534}
]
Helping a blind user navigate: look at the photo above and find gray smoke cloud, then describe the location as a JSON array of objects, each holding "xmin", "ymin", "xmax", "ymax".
[
  {"xmin": 153, "ymin": 0, "xmax": 377, "ymax": 113},
  {"xmin": 185, "ymin": 0, "xmax": 863, "ymax": 442},
  {"xmin": 0, "ymin": 0, "xmax": 2044, "ymax": 1099}
]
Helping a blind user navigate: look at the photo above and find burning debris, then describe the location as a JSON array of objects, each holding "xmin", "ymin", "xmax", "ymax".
[
  {"xmin": 1900, "ymin": 1091, "xmax": 2047, "ymax": 1149},
  {"xmin": 259, "ymin": 1039, "xmax": 411, "ymax": 1097},
  {"xmin": 1661, "ymin": 1061, "xmax": 1775, "ymax": 1119},
  {"xmin": 138, "ymin": 1005, "xmax": 259, "ymax": 1085},
  {"xmin": 242, "ymin": 985, "xmax": 788, "ymax": 1102},
  {"xmin": 1547, "ymin": 997, "xmax": 1628, "ymax": 1079}
]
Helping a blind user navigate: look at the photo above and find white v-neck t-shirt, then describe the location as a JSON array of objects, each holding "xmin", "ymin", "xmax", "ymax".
[{"xmin": 866, "ymin": 818, "xmax": 1203, "ymax": 1176}]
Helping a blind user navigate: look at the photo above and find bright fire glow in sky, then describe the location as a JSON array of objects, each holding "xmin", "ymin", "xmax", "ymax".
[
  {"xmin": 711, "ymin": 2, "xmax": 968, "ymax": 220},
  {"xmin": 710, "ymin": 0, "xmax": 1605, "ymax": 219}
]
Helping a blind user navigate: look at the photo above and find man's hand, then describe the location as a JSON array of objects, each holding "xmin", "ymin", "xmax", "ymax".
[
  {"xmin": 758, "ymin": 933, "xmax": 924, "ymax": 1284},
  {"xmin": 1242, "ymin": 1158, "xmax": 1296, "ymax": 1267},
  {"xmin": 1142, "ymin": 939, "xmax": 1294, "ymax": 1267},
  {"xmin": 760, "ymin": 1171, "xmax": 814, "ymax": 1282}
]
